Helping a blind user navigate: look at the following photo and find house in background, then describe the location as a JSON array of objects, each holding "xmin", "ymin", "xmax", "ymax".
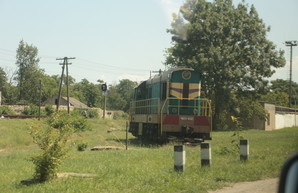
[{"xmin": 42, "ymin": 95, "xmax": 89, "ymax": 110}]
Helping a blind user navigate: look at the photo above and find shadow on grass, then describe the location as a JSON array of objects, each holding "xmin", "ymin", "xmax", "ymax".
[
  {"xmin": 18, "ymin": 178, "xmax": 41, "ymax": 186},
  {"xmin": 106, "ymin": 138, "xmax": 165, "ymax": 148}
]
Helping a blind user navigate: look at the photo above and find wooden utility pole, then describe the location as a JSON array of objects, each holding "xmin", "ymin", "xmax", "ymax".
[
  {"xmin": 38, "ymin": 80, "xmax": 42, "ymax": 120},
  {"xmin": 56, "ymin": 57, "xmax": 75, "ymax": 113}
]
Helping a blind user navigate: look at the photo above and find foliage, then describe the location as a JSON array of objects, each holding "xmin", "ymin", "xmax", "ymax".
[
  {"xmin": 47, "ymin": 111, "xmax": 90, "ymax": 132},
  {"xmin": 113, "ymin": 111, "xmax": 129, "ymax": 120},
  {"xmin": 45, "ymin": 105, "xmax": 55, "ymax": 116},
  {"xmin": 0, "ymin": 67, "xmax": 8, "ymax": 102},
  {"xmin": 40, "ymin": 75, "xmax": 59, "ymax": 103},
  {"xmin": 77, "ymin": 142, "xmax": 88, "ymax": 151},
  {"xmin": 3, "ymin": 84, "xmax": 18, "ymax": 105},
  {"xmin": 72, "ymin": 79, "xmax": 102, "ymax": 108},
  {"xmin": 3, "ymin": 40, "xmax": 136, "ymax": 112},
  {"xmin": 269, "ymin": 79, "xmax": 298, "ymax": 106},
  {"xmin": 105, "ymin": 79, "xmax": 137, "ymax": 112},
  {"xmin": 87, "ymin": 109, "xmax": 99, "ymax": 118},
  {"xmin": 15, "ymin": 40, "xmax": 45, "ymax": 104},
  {"xmin": 165, "ymin": 0, "xmax": 285, "ymax": 129},
  {"xmin": 0, "ymin": 118, "xmax": 297, "ymax": 192},
  {"xmin": 0, "ymin": 105, "xmax": 15, "ymax": 115},
  {"xmin": 114, "ymin": 79, "xmax": 138, "ymax": 112},
  {"xmin": 238, "ymin": 98, "xmax": 267, "ymax": 128},
  {"xmin": 30, "ymin": 111, "xmax": 90, "ymax": 182},
  {"xmin": 22, "ymin": 105, "xmax": 42, "ymax": 116},
  {"xmin": 261, "ymin": 90, "xmax": 288, "ymax": 107}
]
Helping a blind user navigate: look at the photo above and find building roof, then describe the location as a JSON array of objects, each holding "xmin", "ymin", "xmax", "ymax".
[
  {"xmin": 62, "ymin": 97, "xmax": 89, "ymax": 109},
  {"xmin": 42, "ymin": 95, "xmax": 89, "ymax": 109}
]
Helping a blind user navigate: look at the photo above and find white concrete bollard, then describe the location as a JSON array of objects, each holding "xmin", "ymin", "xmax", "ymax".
[
  {"xmin": 201, "ymin": 143, "xmax": 211, "ymax": 166},
  {"xmin": 174, "ymin": 145, "xmax": 185, "ymax": 172},
  {"xmin": 240, "ymin": 139, "xmax": 249, "ymax": 161}
]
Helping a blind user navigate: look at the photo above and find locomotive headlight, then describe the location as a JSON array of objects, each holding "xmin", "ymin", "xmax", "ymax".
[{"xmin": 182, "ymin": 71, "xmax": 191, "ymax": 80}]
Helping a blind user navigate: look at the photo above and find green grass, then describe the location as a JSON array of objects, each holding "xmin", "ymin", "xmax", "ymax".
[{"xmin": 0, "ymin": 118, "xmax": 297, "ymax": 193}]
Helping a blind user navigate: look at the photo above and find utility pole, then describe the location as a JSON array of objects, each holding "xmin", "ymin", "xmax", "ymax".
[
  {"xmin": 38, "ymin": 80, "xmax": 42, "ymax": 120},
  {"xmin": 285, "ymin": 41, "xmax": 297, "ymax": 108},
  {"xmin": 56, "ymin": 57, "xmax": 75, "ymax": 113}
]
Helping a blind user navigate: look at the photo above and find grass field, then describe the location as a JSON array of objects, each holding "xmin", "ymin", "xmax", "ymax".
[{"xmin": 0, "ymin": 118, "xmax": 297, "ymax": 193}]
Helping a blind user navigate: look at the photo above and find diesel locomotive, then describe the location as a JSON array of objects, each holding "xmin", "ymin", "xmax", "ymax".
[{"xmin": 129, "ymin": 67, "xmax": 212, "ymax": 142}]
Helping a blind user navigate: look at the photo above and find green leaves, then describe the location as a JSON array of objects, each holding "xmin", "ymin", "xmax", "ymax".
[
  {"xmin": 30, "ymin": 111, "xmax": 90, "ymax": 182},
  {"xmin": 166, "ymin": 0, "xmax": 286, "ymax": 129}
]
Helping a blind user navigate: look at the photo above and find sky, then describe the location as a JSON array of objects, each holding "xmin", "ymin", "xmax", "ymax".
[{"xmin": 0, "ymin": 0, "xmax": 297, "ymax": 85}]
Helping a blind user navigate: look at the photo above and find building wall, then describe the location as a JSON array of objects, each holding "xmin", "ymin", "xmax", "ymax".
[
  {"xmin": 275, "ymin": 113, "xmax": 298, "ymax": 129},
  {"xmin": 264, "ymin": 103, "xmax": 276, "ymax": 131},
  {"xmin": 253, "ymin": 103, "xmax": 298, "ymax": 130},
  {"xmin": 253, "ymin": 103, "xmax": 275, "ymax": 130}
]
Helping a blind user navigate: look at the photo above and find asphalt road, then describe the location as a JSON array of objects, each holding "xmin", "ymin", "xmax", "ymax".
[{"xmin": 208, "ymin": 178, "xmax": 279, "ymax": 193}]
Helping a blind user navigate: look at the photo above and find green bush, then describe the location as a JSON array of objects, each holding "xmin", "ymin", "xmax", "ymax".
[
  {"xmin": 70, "ymin": 111, "xmax": 91, "ymax": 132},
  {"xmin": 0, "ymin": 105, "xmax": 15, "ymax": 115},
  {"xmin": 113, "ymin": 112, "xmax": 129, "ymax": 120},
  {"xmin": 77, "ymin": 142, "xmax": 88, "ymax": 151},
  {"xmin": 22, "ymin": 105, "xmax": 45, "ymax": 116},
  {"xmin": 45, "ymin": 105, "xmax": 55, "ymax": 116},
  {"xmin": 30, "ymin": 111, "xmax": 90, "ymax": 182},
  {"xmin": 87, "ymin": 109, "xmax": 99, "ymax": 118}
]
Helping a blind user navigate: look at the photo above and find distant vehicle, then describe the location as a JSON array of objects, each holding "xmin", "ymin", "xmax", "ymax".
[{"xmin": 129, "ymin": 67, "xmax": 212, "ymax": 143}]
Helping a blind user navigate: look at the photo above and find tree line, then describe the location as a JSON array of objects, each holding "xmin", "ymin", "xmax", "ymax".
[
  {"xmin": 0, "ymin": 40, "xmax": 137, "ymax": 112},
  {"xmin": 1, "ymin": 0, "xmax": 298, "ymax": 130}
]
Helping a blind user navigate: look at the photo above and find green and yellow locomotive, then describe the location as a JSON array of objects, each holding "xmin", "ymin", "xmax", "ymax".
[{"xmin": 129, "ymin": 67, "xmax": 212, "ymax": 142}]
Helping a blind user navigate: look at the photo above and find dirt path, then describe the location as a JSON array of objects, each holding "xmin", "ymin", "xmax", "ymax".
[{"xmin": 208, "ymin": 178, "xmax": 279, "ymax": 193}]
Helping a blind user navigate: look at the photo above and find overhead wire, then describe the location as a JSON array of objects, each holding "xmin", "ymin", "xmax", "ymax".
[{"xmin": 0, "ymin": 47, "xmax": 152, "ymax": 79}]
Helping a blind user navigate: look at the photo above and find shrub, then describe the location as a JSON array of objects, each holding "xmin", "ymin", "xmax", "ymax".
[
  {"xmin": 0, "ymin": 105, "xmax": 15, "ymax": 115},
  {"xmin": 30, "ymin": 111, "xmax": 90, "ymax": 182},
  {"xmin": 70, "ymin": 111, "xmax": 91, "ymax": 132},
  {"xmin": 113, "ymin": 112, "xmax": 129, "ymax": 120},
  {"xmin": 45, "ymin": 105, "xmax": 55, "ymax": 116},
  {"xmin": 87, "ymin": 109, "xmax": 99, "ymax": 118},
  {"xmin": 77, "ymin": 142, "xmax": 88, "ymax": 151},
  {"xmin": 22, "ymin": 105, "xmax": 44, "ymax": 116}
]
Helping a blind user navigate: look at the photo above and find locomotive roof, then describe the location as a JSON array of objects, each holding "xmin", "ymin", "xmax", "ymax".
[
  {"xmin": 134, "ymin": 67, "xmax": 195, "ymax": 88},
  {"xmin": 146, "ymin": 67, "xmax": 194, "ymax": 84}
]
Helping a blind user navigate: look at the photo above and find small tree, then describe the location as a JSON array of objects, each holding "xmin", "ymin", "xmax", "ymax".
[{"xmin": 30, "ymin": 111, "xmax": 89, "ymax": 182}]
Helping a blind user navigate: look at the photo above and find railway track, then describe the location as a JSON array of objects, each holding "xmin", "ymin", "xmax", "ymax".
[{"xmin": 0, "ymin": 114, "xmax": 47, "ymax": 119}]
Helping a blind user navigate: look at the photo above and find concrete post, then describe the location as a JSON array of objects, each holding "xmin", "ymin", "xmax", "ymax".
[
  {"xmin": 201, "ymin": 143, "xmax": 211, "ymax": 166},
  {"xmin": 240, "ymin": 140, "xmax": 249, "ymax": 161},
  {"xmin": 174, "ymin": 145, "xmax": 185, "ymax": 172}
]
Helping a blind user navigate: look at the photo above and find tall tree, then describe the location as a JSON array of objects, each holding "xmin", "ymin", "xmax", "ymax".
[
  {"xmin": 115, "ymin": 79, "xmax": 138, "ymax": 112},
  {"xmin": 269, "ymin": 79, "xmax": 298, "ymax": 106},
  {"xmin": 107, "ymin": 86, "xmax": 127, "ymax": 111},
  {"xmin": 15, "ymin": 40, "xmax": 44, "ymax": 104},
  {"xmin": 72, "ymin": 79, "xmax": 102, "ymax": 107},
  {"xmin": 0, "ymin": 67, "xmax": 7, "ymax": 103},
  {"xmin": 165, "ymin": 0, "xmax": 285, "ymax": 129}
]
